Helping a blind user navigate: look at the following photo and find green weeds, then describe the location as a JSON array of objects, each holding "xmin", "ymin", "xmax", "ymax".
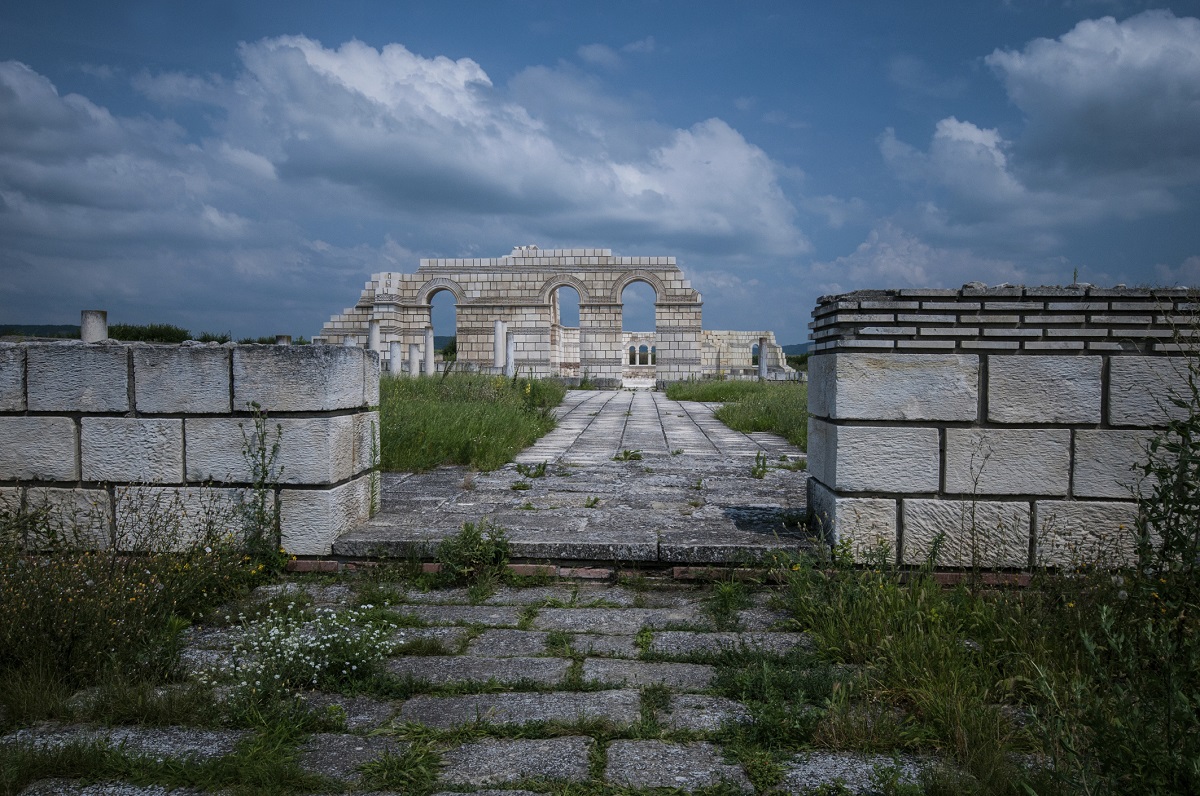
[
  {"xmin": 612, "ymin": 449, "xmax": 643, "ymax": 461},
  {"xmin": 666, "ymin": 380, "xmax": 808, "ymax": 449}
]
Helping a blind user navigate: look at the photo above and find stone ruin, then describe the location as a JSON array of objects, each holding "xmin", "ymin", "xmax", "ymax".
[{"xmin": 316, "ymin": 246, "xmax": 795, "ymax": 386}]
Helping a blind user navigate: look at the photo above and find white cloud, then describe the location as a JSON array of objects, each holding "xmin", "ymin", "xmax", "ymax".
[
  {"xmin": 578, "ymin": 43, "xmax": 623, "ymax": 70},
  {"xmin": 1154, "ymin": 255, "xmax": 1200, "ymax": 288},
  {"xmin": 622, "ymin": 37, "xmax": 656, "ymax": 54},
  {"xmin": 887, "ymin": 54, "xmax": 967, "ymax": 99}
]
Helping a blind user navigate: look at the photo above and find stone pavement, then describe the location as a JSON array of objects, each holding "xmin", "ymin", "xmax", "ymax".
[
  {"xmin": 4, "ymin": 579, "xmax": 937, "ymax": 794},
  {"xmin": 335, "ymin": 389, "xmax": 815, "ymax": 565}
]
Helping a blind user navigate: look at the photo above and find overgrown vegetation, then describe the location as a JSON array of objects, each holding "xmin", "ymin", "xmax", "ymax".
[
  {"xmin": 667, "ymin": 380, "xmax": 808, "ymax": 449},
  {"xmin": 378, "ymin": 373, "xmax": 566, "ymax": 471}
]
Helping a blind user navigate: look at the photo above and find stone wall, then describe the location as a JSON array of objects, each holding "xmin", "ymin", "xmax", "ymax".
[
  {"xmin": 0, "ymin": 341, "xmax": 379, "ymax": 556},
  {"xmin": 700, "ymin": 330, "xmax": 795, "ymax": 379},
  {"xmin": 806, "ymin": 286, "xmax": 1196, "ymax": 568}
]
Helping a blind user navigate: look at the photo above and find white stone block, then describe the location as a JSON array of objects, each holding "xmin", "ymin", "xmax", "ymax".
[
  {"xmin": 808, "ymin": 479, "xmax": 897, "ymax": 563},
  {"xmin": 1035, "ymin": 500, "xmax": 1141, "ymax": 567},
  {"xmin": 281, "ymin": 475, "xmax": 372, "ymax": 555},
  {"xmin": 1073, "ymin": 429, "xmax": 1156, "ymax": 500},
  {"xmin": 987, "ymin": 355, "xmax": 1101, "ymax": 423},
  {"xmin": 809, "ymin": 419, "xmax": 939, "ymax": 493},
  {"xmin": 185, "ymin": 415, "xmax": 356, "ymax": 484},
  {"xmin": 115, "ymin": 486, "xmax": 244, "ymax": 552},
  {"xmin": 808, "ymin": 353, "xmax": 978, "ymax": 421},
  {"xmin": 0, "ymin": 417, "xmax": 78, "ymax": 481},
  {"xmin": 24, "ymin": 487, "xmax": 112, "ymax": 550},
  {"xmin": 945, "ymin": 428, "xmax": 1069, "ymax": 495},
  {"xmin": 1108, "ymin": 356, "xmax": 1193, "ymax": 426},
  {"xmin": 133, "ymin": 346, "xmax": 231, "ymax": 413},
  {"xmin": 353, "ymin": 411, "xmax": 380, "ymax": 475},
  {"xmin": 27, "ymin": 344, "xmax": 128, "ymax": 412},
  {"xmin": 902, "ymin": 499, "xmax": 1030, "ymax": 568},
  {"xmin": 82, "ymin": 418, "xmax": 183, "ymax": 483},
  {"xmin": 364, "ymin": 351, "xmax": 380, "ymax": 406},
  {"xmin": 0, "ymin": 345, "xmax": 24, "ymax": 411},
  {"xmin": 233, "ymin": 346, "xmax": 367, "ymax": 412}
]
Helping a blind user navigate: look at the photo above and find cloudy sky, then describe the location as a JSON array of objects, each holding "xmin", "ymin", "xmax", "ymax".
[{"xmin": 2, "ymin": 1, "xmax": 1200, "ymax": 343}]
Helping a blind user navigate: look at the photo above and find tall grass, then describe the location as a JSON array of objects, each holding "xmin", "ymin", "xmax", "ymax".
[
  {"xmin": 666, "ymin": 380, "xmax": 808, "ymax": 449},
  {"xmin": 378, "ymin": 373, "xmax": 566, "ymax": 472}
]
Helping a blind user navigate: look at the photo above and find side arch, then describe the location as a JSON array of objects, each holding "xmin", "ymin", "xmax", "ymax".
[
  {"xmin": 415, "ymin": 277, "xmax": 467, "ymax": 305},
  {"xmin": 609, "ymin": 270, "xmax": 668, "ymax": 303},
  {"xmin": 538, "ymin": 274, "xmax": 592, "ymax": 305}
]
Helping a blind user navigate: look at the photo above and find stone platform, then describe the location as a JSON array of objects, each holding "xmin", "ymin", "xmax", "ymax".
[{"xmin": 334, "ymin": 389, "xmax": 816, "ymax": 566}]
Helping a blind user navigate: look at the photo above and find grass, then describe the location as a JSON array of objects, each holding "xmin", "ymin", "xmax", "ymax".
[
  {"xmin": 666, "ymin": 380, "xmax": 808, "ymax": 449},
  {"xmin": 379, "ymin": 373, "xmax": 566, "ymax": 471}
]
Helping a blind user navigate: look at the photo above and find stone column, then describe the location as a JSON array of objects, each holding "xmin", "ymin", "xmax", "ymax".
[
  {"xmin": 424, "ymin": 327, "xmax": 436, "ymax": 376},
  {"xmin": 81, "ymin": 310, "xmax": 107, "ymax": 343},
  {"xmin": 275, "ymin": 335, "xmax": 292, "ymax": 346},
  {"xmin": 504, "ymin": 331, "xmax": 516, "ymax": 378},
  {"xmin": 389, "ymin": 342, "xmax": 403, "ymax": 374},
  {"xmin": 367, "ymin": 319, "xmax": 381, "ymax": 353},
  {"xmin": 758, "ymin": 337, "xmax": 768, "ymax": 380},
  {"xmin": 408, "ymin": 343, "xmax": 421, "ymax": 377},
  {"xmin": 494, "ymin": 319, "xmax": 505, "ymax": 369}
]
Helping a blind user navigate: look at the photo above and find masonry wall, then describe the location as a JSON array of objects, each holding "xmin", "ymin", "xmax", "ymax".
[
  {"xmin": 806, "ymin": 286, "xmax": 1196, "ymax": 568},
  {"xmin": 0, "ymin": 341, "xmax": 379, "ymax": 556}
]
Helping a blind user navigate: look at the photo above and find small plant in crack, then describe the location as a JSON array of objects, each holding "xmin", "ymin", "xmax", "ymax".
[
  {"xmin": 613, "ymin": 449, "xmax": 643, "ymax": 461},
  {"xmin": 750, "ymin": 451, "xmax": 770, "ymax": 479},
  {"xmin": 515, "ymin": 461, "xmax": 547, "ymax": 479},
  {"xmin": 584, "ymin": 496, "xmax": 601, "ymax": 508},
  {"xmin": 511, "ymin": 481, "xmax": 531, "ymax": 491}
]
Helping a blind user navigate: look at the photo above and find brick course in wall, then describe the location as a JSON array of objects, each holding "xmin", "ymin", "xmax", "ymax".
[
  {"xmin": 807, "ymin": 286, "xmax": 1197, "ymax": 568},
  {"xmin": 0, "ymin": 341, "xmax": 380, "ymax": 556}
]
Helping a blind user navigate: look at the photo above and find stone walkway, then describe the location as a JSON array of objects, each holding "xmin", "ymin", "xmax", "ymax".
[
  {"xmin": 335, "ymin": 389, "xmax": 815, "ymax": 565},
  {"xmin": 4, "ymin": 580, "xmax": 935, "ymax": 794}
]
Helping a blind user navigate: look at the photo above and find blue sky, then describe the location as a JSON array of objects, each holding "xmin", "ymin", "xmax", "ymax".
[{"xmin": 2, "ymin": 1, "xmax": 1199, "ymax": 343}]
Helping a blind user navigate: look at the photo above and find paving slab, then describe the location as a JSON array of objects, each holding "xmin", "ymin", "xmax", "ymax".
[
  {"xmin": 385, "ymin": 656, "xmax": 570, "ymax": 686},
  {"xmin": 649, "ymin": 631, "xmax": 812, "ymax": 658},
  {"xmin": 398, "ymin": 690, "xmax": 642, "ymax": 729},
  {"xmin": 569, "ymin": 633, "xmax": 639, "ymax": 658},
  {"xmin": 533, "ymin": 606, "xmax": 706, "ymax": 634},
  {"xmin": 294, "ymin": 692, "xmax": 397, "ymax": 731},
  {"xmin": 465, "ymin": 629, "xmax": 550, "ymax": 657},
  {"xmin": 296, "ymin": 733, "xmax": 407, "ymax": 781},
  {"xmin": 391, "ymin": 626, "xmax": 471, "ymax": 652},
  {"xmin": 18, "ymin": 783, "xmax": 205, "ymax": 796},
  {"xmin": 582, "ymin": 659, "xmax": 715, "ymax": 690},
  {"xmin": 660, "ymin": 695, "xmax": 753, "ymax": 732},
  {"xmin": 400, "ymin": 604, "xmax": 523, "ymax": 627},
  {"xmin": 482, "ymin": 585, "xmax": 583, "ymax": 605},
  {"xmin": 439, "ymin": 737, "xmax": 593, "ymax": 786},
  {"xmin": 1, "ymin": 724, "xmax": 248, "ymax": 761},
  {"xmin": 782, "ymin": 752, "xmax": 930, "ymax": 793},
  {"xmin": 605, "ymin": 740, "xmax": 752, "ymax": 792}
]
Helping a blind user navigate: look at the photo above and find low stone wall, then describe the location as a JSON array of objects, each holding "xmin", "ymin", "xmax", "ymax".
[
  {"xmin": 0, "ymin": 341, "xmax": 379, "ymax": 555},
  {"xmin": 806, "ymin": 286, "xmax": 1196, "ymax": 567}
]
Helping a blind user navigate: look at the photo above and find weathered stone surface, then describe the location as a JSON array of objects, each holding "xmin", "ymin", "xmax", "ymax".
[
  {"xmin": 18, "ymin": 781, "xmax": 204, "ymax": 795},
  {"xmin": 604, "ymin": 740, "xmax": 751, "ymax": 792},
  {"xmin": 783, "ymin": 752, "xmax": 929, "ymax": 794},
  {"xmin": 232, "ymin": 346, "xmax": 369, "ymax": 412},
  {"xmin": 133, "ymin": 346, "xmax": 230, "ymax": 414},
  {"xmin": 944, "ymin": 429, "xmax": 1070, "ymax": 496},
  {"xmin": 114, "ymin": 487, "xmax": 243, "ymax": 552},
  {"xmin": 391, "ymin": 626, "xmax": 471, "ymax": 652},
  {"xmin": 483, "ymin": 584, "xmax": 586, "ymax": 605},
  {"xmin": 1073, "ymin": 429, "xmax": 1156, "ymax": 499},
  {"xmin": 385, "ymin": 656, "xmax": 570, "ymax": 686},
  {"xmin": 902, "ymin": 499, "xmax": 1031, "ymax": 568},
  {"xmin": 82, "ymin": 418, "xmax": 184, "ymax": 483},
  {"xmin": 534, "ymin": 607, "xmax": 703, "ymax": 635},
  {"xmin": 465, "ymin": 629, "xmax": 549, "ymax": 657},
  {"xmin": 1035, "ymin": 499, "xmax": 1141, "ymax": 566},
  {"xmin": 0, "ymin": 416, "xmax": 78, "ymax": 481},
  {"xmin": 296, "ymin": 732, "xmax": 405, "ymax": 781},
  {"xmin": 570, "ymin": 633, "xmax": 639, "ymax": 658},
  {"xmin": 402, "ymin": 605, "xmax": 524, "ymax": 627},
  {"xmin": 439, "ymin": 737, "xmax": 592, "ymax": 786},
  {"xmin": 398, "ymin": 689, "xmax": 641, "ymax": 729},
  {"xmin": 294, "ymin": 693, "xmax": 396, "ymax": 731},
  {"xmin": 988, "ymin": 355, "xmax": 1102, "ymax": 423},
  {"xmin": 809, "ymin": 353, "xmax": 978, "ymax": 421},
  {"xmin": 280, "ymin": 475, "xmax": 372, "ymax": 556},
  {"xmin": 0, "ymin": 344, "xmax": 24, "ymax": 411},
  {"xmin": 353, "ymin": 410, "xmax": 380, "ymax": 479},
  {"xmin": 649, "ymin": 631, "xmax": 811, "ymax": 658},
  {"xmin": 23, "ymin": 487, "xmax": 112, "ymax": 550},
  {"xmin": 661, "ymin": 695, "xmax": 753, "ymax": 732},
  {"xmin": 0, "ymin": 723, "xmax": 247, "ymax": 760},
  {"xmin": 27, "ymin": 344, "xmax": 128, "ymax": 412},
  {"xmin": 185, "ymin": 416, "xmax": 356, "ymax": 484},
  {"xmin": 809, "ymin": 421, "xmax": 939, "ymax": 493},
  {"xmin": 808, "ymin": 480, "xmax": 896, "ymax": 559},
  {"xmin": 1109, "ymin": 356, "xmax": 1192, "ymax": 425},
  {"xmin": 582, "ymin": 659, "xmax": 714, "ymax": 690}
]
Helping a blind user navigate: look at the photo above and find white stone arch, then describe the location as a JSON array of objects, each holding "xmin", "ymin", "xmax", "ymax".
[
  {"xmin": 609, "ymin": 271, "xmax": 667, "ymax": 303},
  {"xmin": 415, "ymin": 277, "xmax": 467, "ymax": 306},
  {"xmin": 538, "ymin": 274, "xmax": 592, "ymax": 305}
]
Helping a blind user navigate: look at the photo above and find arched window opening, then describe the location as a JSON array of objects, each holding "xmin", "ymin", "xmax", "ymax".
[
  {"xmin": 620, "ymin": 280, "xmax": 657, "ymax": 332},
  {"xmin": 430, "ymin": 289, "xmax": 458, "ymax": 366}
]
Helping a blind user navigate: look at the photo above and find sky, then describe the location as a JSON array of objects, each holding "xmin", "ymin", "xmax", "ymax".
[{"xmin": 2, "ymin": 1, "xmax": 1200, "ymax": 344}]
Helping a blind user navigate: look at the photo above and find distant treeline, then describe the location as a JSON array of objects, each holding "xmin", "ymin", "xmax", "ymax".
[{"xmin": 0, "ymin": 323, "xmax": 309, "ymax": 344}]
